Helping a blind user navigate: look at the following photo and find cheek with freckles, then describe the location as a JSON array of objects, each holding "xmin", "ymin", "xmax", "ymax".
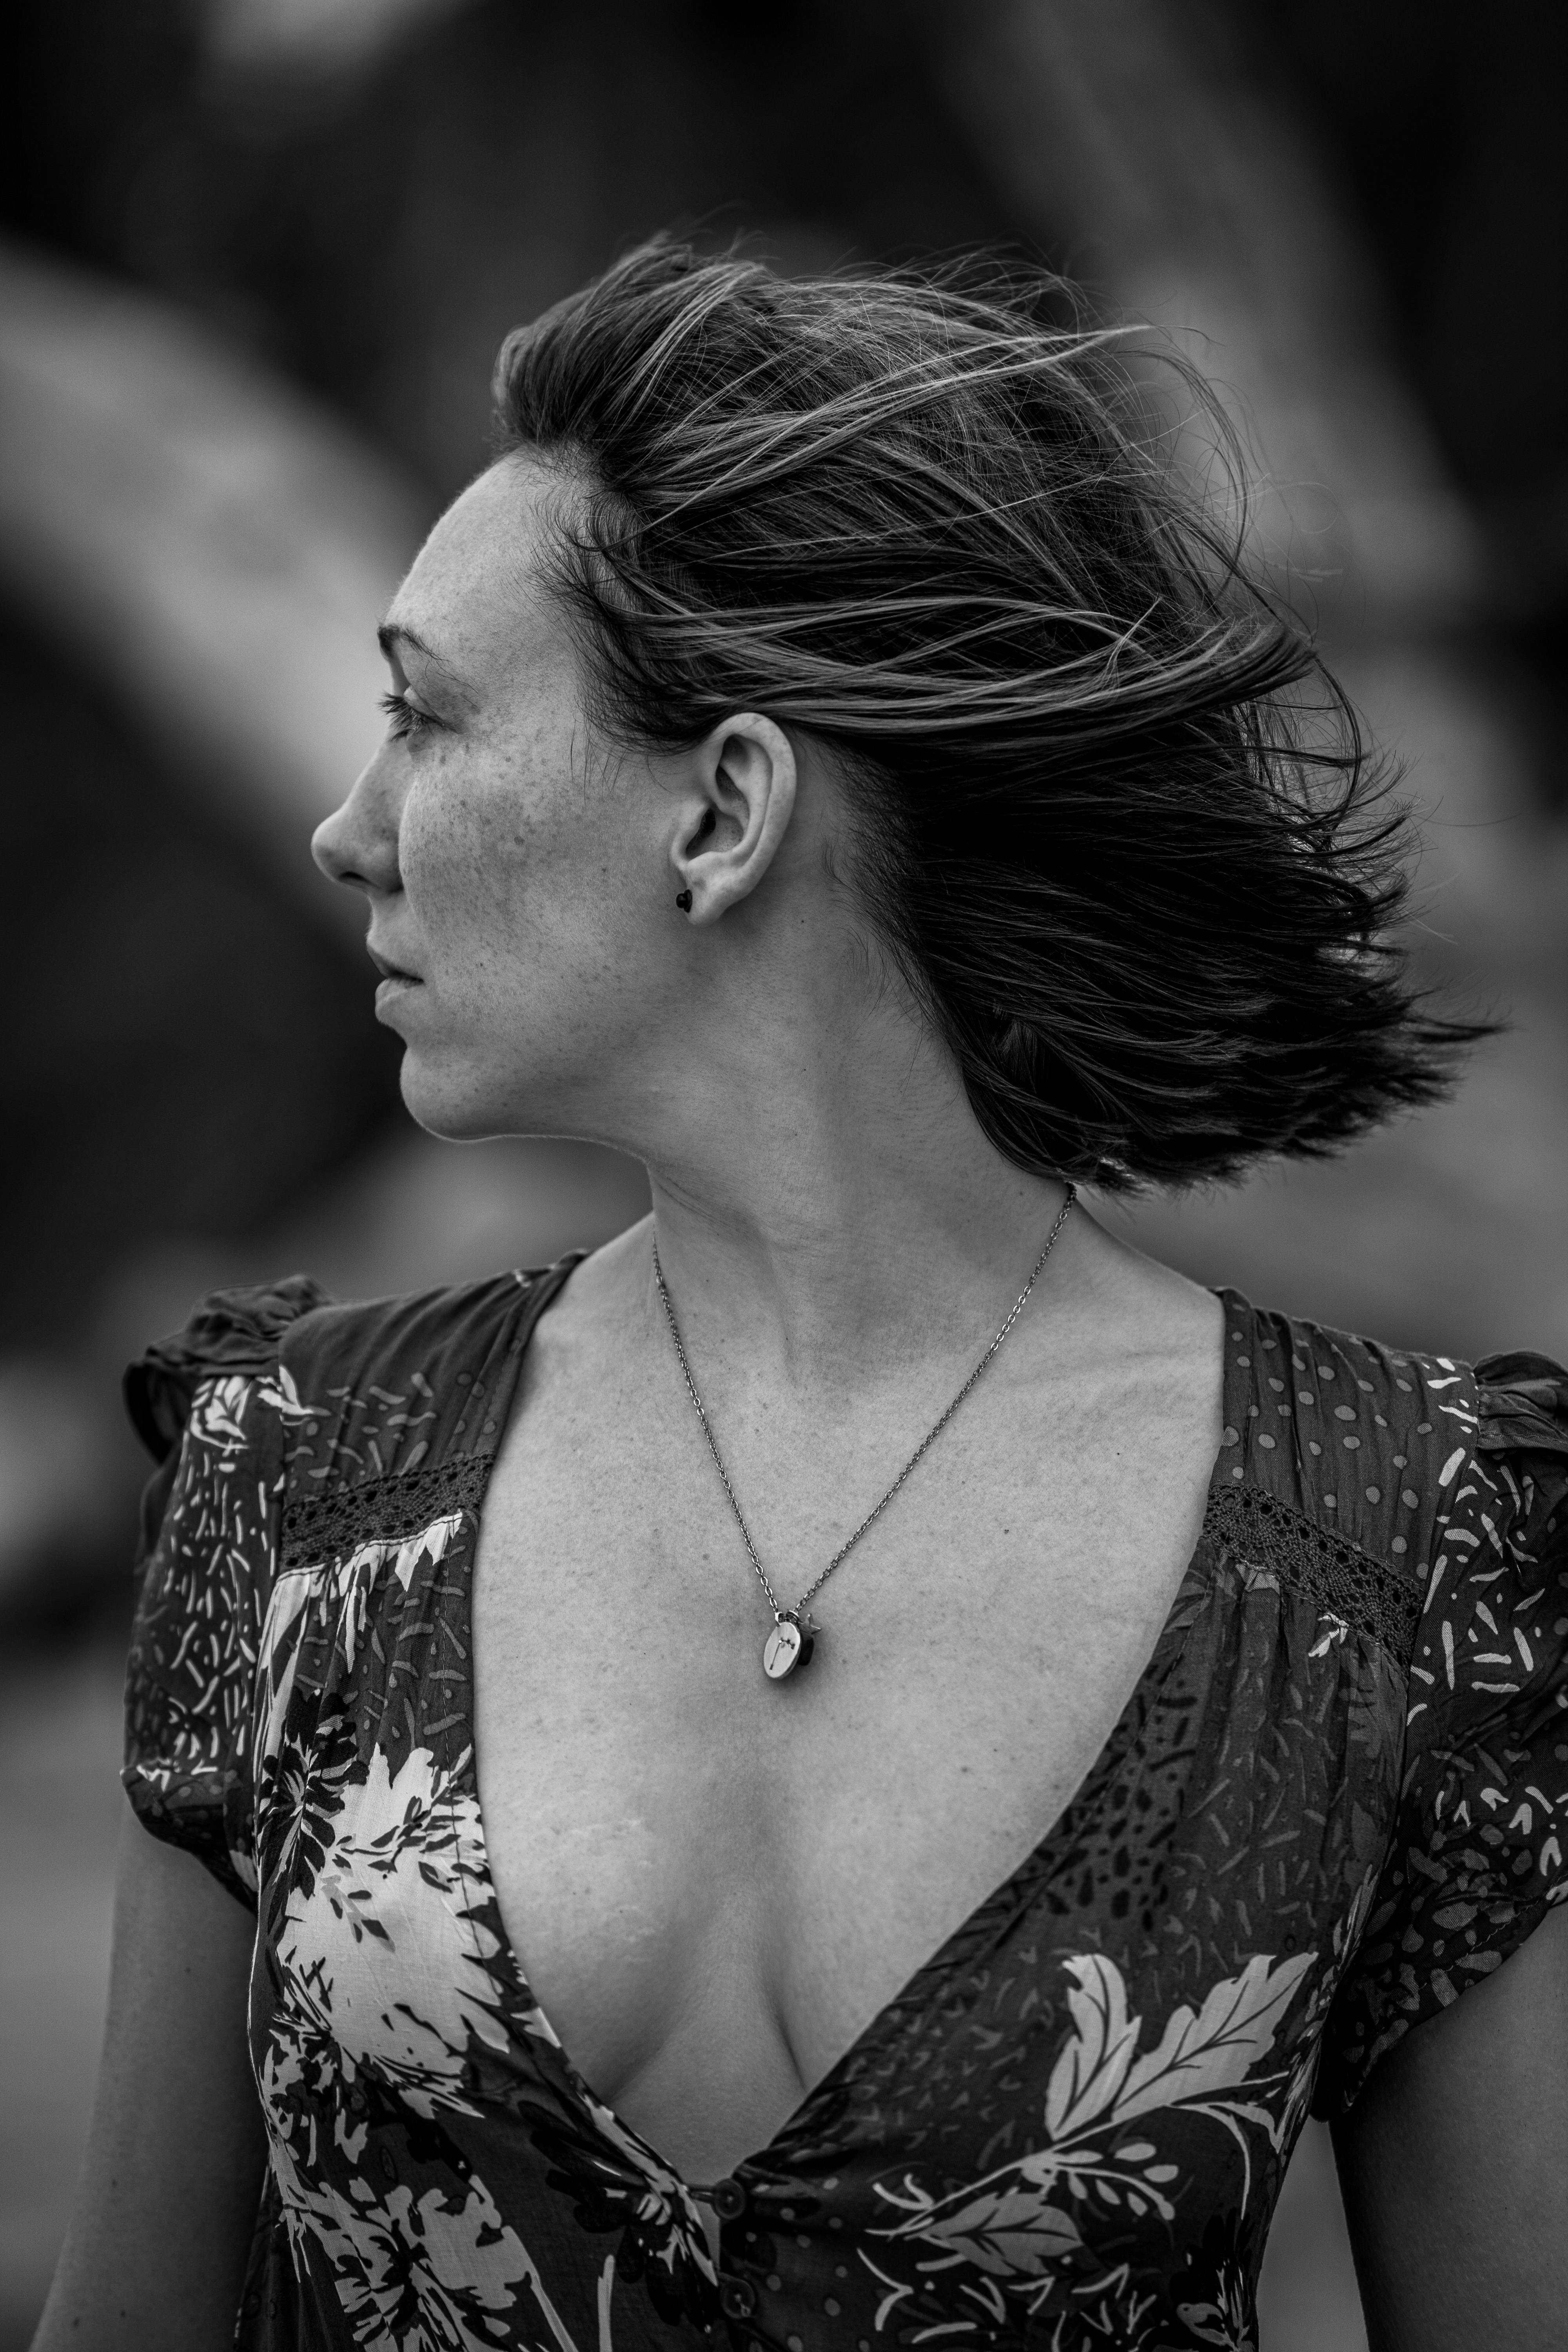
[
  {"xmin": 387, "ymin": 733, "xmax": 660, "ymax": 1137},
  {"xmin": 401, "ymin": 774, "xmax": 537, "ymax": 1011},
  {"xmin": 403, "ymin": 687, "xmax": 618, "ymax": 972}
]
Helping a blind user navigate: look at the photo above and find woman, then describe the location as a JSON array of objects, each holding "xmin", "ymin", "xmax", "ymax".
[{"xmin": 37, "ymin": 244, "xmax": 1568, "ymax": 2352}]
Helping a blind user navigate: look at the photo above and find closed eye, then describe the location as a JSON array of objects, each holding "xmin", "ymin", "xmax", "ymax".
[{"xmin": 379, "ymin": 690, "xmax": 437, "ymax": 740}]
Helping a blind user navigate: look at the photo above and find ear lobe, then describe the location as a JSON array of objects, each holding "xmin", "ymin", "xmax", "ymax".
[{"xmin": 669, "ymin": 711, "xmax": 799, "ymax": 922}]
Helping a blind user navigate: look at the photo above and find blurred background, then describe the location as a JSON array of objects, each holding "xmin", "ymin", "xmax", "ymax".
[{"xmin": 1, "ymin": 1, "xmax": 1563, "ymax": 2343}]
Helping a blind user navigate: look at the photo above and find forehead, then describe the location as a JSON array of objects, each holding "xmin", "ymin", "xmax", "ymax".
[{"xmin": 384, "ymin": 453, "xmax": 575, "ymax": 690}]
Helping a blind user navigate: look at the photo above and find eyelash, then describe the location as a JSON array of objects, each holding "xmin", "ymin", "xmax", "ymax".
[{"xmin": 380, "ymin": 690, "xmax": 434, "ymax": 740}]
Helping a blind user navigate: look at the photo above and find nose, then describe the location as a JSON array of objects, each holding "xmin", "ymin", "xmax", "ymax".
[{"xmin": 312, "ymin": 748, "xmax": 403, "ymax": 897}]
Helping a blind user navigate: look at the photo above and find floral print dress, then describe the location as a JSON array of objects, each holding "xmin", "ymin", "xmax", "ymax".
[{"xmin": 122, "ymin": 1262, "xmax": 1568, "ymax": 2352}]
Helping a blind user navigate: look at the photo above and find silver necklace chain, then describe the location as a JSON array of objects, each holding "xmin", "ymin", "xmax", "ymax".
[{"xmin": 651, "ymin": 1183, "xmax": 1077, "ymax": 1631}]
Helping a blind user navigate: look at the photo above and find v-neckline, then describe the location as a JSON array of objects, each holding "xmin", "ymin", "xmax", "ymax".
[{"xmin": 454, "ymin": 1256, "xmax": 1243, "ymax": 2192}]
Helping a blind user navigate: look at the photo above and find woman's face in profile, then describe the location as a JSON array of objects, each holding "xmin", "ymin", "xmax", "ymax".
[{"xmin": 313, "ymin": 457, "xmax": 684, "ymax": 1145}]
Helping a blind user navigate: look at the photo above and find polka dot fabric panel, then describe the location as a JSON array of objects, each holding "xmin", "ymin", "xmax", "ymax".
[
  {"xmin": 117, "ymin": 1275, "xmax": 1568, "ymax": 2351},
  {"xmin": 1212, "ymin": 1295, "xmax": 1475, "ymax": 1581},
  {"xmin": 1209, "ymin": 1299, "xmax": 1568, "ymax": 2110},
  {"xmin": 1315, "ymin": 1348, "xmax": 1568, "ymax": 2107}
]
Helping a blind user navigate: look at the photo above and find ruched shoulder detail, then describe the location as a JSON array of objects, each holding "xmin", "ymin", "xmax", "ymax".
[
  {"xmin": 120, "ymin": 1265, "xmax": 573, "ymax": 1907},
  {"xmin": 122, "ymin": 1278, "xmax": 331, "ymax": 1904},
  {"xmin": 124, "ymin": 1272, "xmax": 330, "ymax": 1461},
  {"xmin": 1314, "ymin": 1349, "xmax": 1568, "ymax": 2111},
  {"xmin": 1474, "ymin": 1350, "xmax": 1568, "ymax": 1456}
]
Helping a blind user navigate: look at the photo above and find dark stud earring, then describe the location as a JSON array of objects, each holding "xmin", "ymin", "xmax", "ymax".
[{"xmin": 675, "ymin": 888, "xmax": 693, "ymax": 912}]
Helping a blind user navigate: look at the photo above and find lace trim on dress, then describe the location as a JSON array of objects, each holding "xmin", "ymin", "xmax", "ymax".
[
  {"xmin": 1205, "ymin": 1482, "xmax": 1420, "ymax": 1652},
  {"xmin": 281, "ymin": 1455, "xmax": 493, "ymax": 1570}
]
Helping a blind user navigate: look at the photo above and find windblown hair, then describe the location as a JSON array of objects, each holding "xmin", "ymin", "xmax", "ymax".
[{"xmin": 493, "ymin": 238, "xmax": 1471, "ymax": 1187}]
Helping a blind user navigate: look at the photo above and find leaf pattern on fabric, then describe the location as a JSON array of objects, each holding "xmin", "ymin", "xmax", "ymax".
[
  {"xmin": 1043, "ymin": 1956, "xmax": 1142, "ymax": 2138},
  {"xmin": 867, "ymin": 1946, "xmax": 1311, "ymax": 2327},
  {"xmin": 903, "ymin": 2183, "xmax": 1083, "ymax": 2277},
  {"xmin": 526, "ymin": 2090, "xmax": 718, "ymax": 2324},
  {"xmin": 1109, "ymin": 1951, "xmax": 1314, "ymax": 2126},
  {"xmin": 245, "ymin": 1465, "xmax": 715, "ymax": 2343},
  {"xmin": 270, "ymin": 2155, "xmax": 579, "ymax": 2352},
  {"xmin": 1171, "ymin": 2214, "xmax": 1261, "ymax": 2352},
  {"xmin": 272, "ymin": 1742, "xmax": 511, "ymax": 2117},
  {"xmin": 117, "ymin": 1279, "xmax": 1568, "ymax": 2351}
]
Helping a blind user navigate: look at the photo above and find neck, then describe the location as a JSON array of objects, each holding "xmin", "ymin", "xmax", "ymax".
[{"xmin": 630, "ymin": 984, "xmax": 1076, "ymax": 1383}]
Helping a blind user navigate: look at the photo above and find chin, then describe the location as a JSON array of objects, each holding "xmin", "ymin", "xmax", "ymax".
[
  {"xmin": 397, "ymin": 1044, "xmax": 574, "ymax": 1146},
  {"xmin": 398, "ymin": 1051, "xmax": 509, "ymax": 1143}
]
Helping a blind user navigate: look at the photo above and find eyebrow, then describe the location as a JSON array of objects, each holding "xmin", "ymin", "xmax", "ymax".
[{"xmin": 376, "ymin": 620, "xmax": 465, "ymax": 684}]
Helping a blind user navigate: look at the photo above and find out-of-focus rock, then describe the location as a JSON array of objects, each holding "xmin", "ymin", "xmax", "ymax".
[
  {"xmin": 0, "ymin": 236, "xmax": 427, "ymax": 913},
  {"xmin": 924, "ymin": 0, "xmax": 1482, "ymax": 641}
]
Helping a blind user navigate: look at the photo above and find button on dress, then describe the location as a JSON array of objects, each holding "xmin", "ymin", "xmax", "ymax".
[{"xmin": 122, "ymin": 1264, "xmax": 1568, "ymax": 2351}]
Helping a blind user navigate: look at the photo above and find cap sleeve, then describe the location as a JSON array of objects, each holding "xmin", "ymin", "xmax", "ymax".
[
  {"xmin": 1314, "ymin": 1352, "xmax": 1568, "ymax": 2112},
  {"xmin": 122, "ymin": 1276, "xmax": 327, "ymax": 1906}
]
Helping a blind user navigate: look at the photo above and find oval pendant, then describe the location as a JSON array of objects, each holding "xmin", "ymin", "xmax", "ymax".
[{"xmin": 763, "ymin": 1613, "xmax": 814, "ymax": 1681}]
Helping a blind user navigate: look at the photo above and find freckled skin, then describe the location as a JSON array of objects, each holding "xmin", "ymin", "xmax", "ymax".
[
  {"xmin": 316, "ymin": 459, "xmax": 673, "ymax": 1142},
  {"xmin": 309, "ymin": 454, "xmax": 1234, "ymax": 2184},
  {"xmin": 31, "ymin": 454, "xmax": 1566, "ymax": 2352},
  {"xmin": 314, "ymin": 455, "xmax": 834, "ymax": 1161}
]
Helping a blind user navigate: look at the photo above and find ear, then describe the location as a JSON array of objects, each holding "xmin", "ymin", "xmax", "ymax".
[{"xmin": 669, "ymin": 714, "xmax": 798, "ymax": 922}]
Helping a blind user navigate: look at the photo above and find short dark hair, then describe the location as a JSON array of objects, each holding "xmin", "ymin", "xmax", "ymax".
[{"xmin": 493, "ymin": 238, "xmax": 1473, "ymax": 1188}]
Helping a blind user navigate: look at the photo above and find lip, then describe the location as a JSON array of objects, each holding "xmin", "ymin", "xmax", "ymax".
[{"xmin": 368, "ymin": 946, "xmax": 422, "ymax": 987}]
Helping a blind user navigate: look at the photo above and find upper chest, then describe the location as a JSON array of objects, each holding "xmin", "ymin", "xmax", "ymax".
[{"xmin": 465, "ymin": 1279, "xmax": 1226, "ymax": 2107}]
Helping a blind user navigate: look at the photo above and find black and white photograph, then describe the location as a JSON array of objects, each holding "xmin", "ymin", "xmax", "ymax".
[{"xmin": 2, "ymin": 5, "xmax": 1564, "ymax": 2348}]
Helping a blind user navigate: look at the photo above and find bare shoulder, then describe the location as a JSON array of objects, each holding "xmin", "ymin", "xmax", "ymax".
[
  {"xmin": 492, "ymin": 1214, "xmax": 665, "ymax": 1487},
  {"xmin": 530, "ymin": 1212, "xmax": 653, "ymax": 1347},
  {"xmin": 1051, "ymin": 1203, "xmax": 1226, "ymax": 1401}
]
